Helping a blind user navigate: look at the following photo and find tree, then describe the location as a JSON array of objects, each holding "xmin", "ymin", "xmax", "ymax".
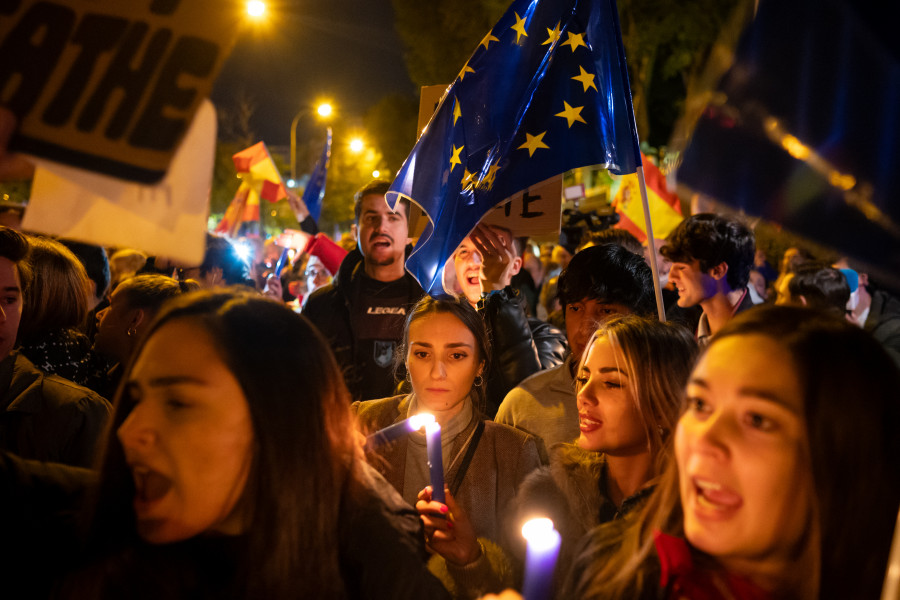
[
  {"xmin": 391, "ymin": 0, "xmax": 508, "ymax": 87},
  {"xmin": 363, "ymin": 93, "xmax": 419, "ymax": 176}
]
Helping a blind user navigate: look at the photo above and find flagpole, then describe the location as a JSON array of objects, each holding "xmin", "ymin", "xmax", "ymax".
[{"xmin": 636, "ymin": 166, "xmax": 666, "ymax": 322}]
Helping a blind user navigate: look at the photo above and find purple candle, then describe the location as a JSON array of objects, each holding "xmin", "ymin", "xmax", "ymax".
[
  {"xmin": 521, "ymin": 518, "xmax": 562, "ymax": 600},
  {"xmin": 365, "ymin": 413, "xmax": 435, "ymax": 450},
  {"xmin": 425, "ymin": 422, "xmax": 445, "ymax": 503}
]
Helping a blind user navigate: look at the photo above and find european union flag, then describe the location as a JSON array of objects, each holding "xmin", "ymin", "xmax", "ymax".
[
  {"xmin": 387, "ymin": 0, "xmax": 641, "ymax": 295},
  {"xmin": 678, "ymin": 0, "xmax": 900, "ymax": 289},
  {"xmin": 302, "ymin": 128, "xmax": 332, "ymax": 223}
]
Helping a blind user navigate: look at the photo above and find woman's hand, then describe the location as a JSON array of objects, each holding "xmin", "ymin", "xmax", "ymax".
[{"xmin": 416, "ymin": 485, "xmax": 481, "ymax": 566}]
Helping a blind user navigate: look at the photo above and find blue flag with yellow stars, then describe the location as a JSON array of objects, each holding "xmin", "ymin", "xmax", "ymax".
[
  {"xmin": 302, "ymin": 127, "xmax": 332, "ymax": 223},
  {"xmin": 387, "ymin": 0, "xmax": 641, "ymax": 295}
]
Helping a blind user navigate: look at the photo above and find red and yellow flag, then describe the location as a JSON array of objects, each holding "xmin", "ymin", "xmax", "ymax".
[
  {"xmin": 612, "ymin": 153, "xmax": 682, "ymax": 243},
  {"xmin": 215, "ymin": 142, "xmax": 287, "ymax": 236}
]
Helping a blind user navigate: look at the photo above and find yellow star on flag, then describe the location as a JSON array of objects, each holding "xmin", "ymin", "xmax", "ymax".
[
  {"xmin": 562, "ymin": 31, "xmax": 587, "ymax": 52},
  {"xmin": 458, "ymin": 64, "xmax": 475, "ymax": 81},
  {"xmin": 481, "ymin": 162, "xmax": 501, "ymax": 189},
  {"xmin": 453, "ymin": 99, "xmax": 462, "ymax": 125},
  {"xmin": 462, "ymin": 168, "xmax": 476, "ymax": 188},
  {"xmin": 511, "ymin": 12, "xmax": 528, "ymax": 44},
  {"xmin": 572, "ymin": 66, "xmax": 598, "ymax": 92},
  {"xmin": 449, "ymin": 145, "xmax": 464, "ymax": 171},
  {"xmin": 542, "ymin": 22, "xmax": 562, "ymax": 46},
  {"xmin": 480, "ymin": 30, "xmax": 499, "ymax": 50},
  {"xmin": 555, "ymin": 101, "xmax": 587, "ymax": 127},
  {"xmin": 518, "ymin": 131, "xmax": 549, "ymax": 157}
]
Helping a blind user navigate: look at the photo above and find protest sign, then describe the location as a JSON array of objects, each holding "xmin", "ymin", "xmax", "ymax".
[
  {"xmin": 22, "ymin": 100, "xmax": 216, "ymax": 266},
  {"xmin": 0, "ymin": 0, "xmax": 238, "ymax": 183}
]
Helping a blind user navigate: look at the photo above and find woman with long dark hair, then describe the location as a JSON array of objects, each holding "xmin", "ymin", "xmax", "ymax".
[
  {"xmin": 561, "ymin": 306, "xmax": 900, "ymax": 599},
  {"xmin": 354, "ymin": 296, "xmax": 542, "ymax": 597},
  {"xmin": 66, "ymin": 289, "xmax": 448, "ymax": 599}
]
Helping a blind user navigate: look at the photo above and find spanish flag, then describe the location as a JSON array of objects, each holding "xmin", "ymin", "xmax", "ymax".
[
  {"xmin": 215, "ymin": 142, "xmax": 287, "ymax": 236},
  {"xmin": 612, "ymin": 153, "xmax": 682, "ymax": 243}
]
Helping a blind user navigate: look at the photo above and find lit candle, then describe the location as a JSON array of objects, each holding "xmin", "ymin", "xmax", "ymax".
[
  {"xmin": 425, "ymin": 422, "xmax": 445, "ymax": 503},
  {"xmin": 521, "ymin": 518, "xmax": 562, "ymax": 600},
  {"xmin": 365, "ymin": 413, "xmax": 435, "ymax": 450}
]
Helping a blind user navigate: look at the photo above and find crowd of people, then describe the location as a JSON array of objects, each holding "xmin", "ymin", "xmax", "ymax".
[{"xmin": 1, "ymin": 176, "xmax": 899, "ymax": 599}]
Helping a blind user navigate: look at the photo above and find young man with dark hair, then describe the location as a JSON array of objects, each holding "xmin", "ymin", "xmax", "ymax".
[
  {"xmin": 304, "ymin": 180, "xmax": 423, "ymax": 401},
  {"xmin": 661, "ymin": 213, "xmax": 756, "ymax": 344},
  {"xmin": 0, "ymin": 226, "xmax": 111, "ymax": 467},
  {"xmin": 494, "ymin": 244, "xmax": 655, "ymax": 457}
]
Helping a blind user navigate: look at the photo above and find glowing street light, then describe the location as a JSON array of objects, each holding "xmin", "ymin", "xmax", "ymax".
[
  {"xmin": 246, "ymin": 0, "xmax": 265, "ymax": 18},
  {"xmin": 317, "ymin": 103, "xmax": 333, "ymax": 118},
  {"xmin": 349, "ymin": 138, "xmax": 365, "ymax": 153},
  {"xmin": 291, "ymin": 101, "xmax": 334, "ymax": 181},
  {"xmin": 372, "ymin": 170, "xmax": 380, "ymax": 179}
]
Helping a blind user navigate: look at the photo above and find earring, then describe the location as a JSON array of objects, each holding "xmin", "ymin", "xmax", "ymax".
[
  {"xmin": 657, "ymin": 425, "xmax": 664, "ymax": 436},
  {"xmin": 126, "ymin": 327, "xmax": 137, "ymax": 337},
  {"xmin": 473, "ymin": 374, "xmax": 484, "ymax": 387}
]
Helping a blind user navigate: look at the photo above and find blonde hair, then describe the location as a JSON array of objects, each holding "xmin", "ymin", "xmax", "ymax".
[{"xmin": 576, "ymin": 314, "xmax": 698, "ymax": 474}]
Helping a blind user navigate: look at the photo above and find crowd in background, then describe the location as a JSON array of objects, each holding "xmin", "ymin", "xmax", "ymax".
[{"xmin": 1, "ymin": 176, "xmax": 898, "ymax": 599}]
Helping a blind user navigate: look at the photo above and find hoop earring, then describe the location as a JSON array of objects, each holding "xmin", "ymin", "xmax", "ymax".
[
  {"xmin": 473, "ymin": 374, "xmax": 484, "ymax": 387},
  {"xmin": 126, "ymin": 327, "xmax": 137, "ymax": 337}
]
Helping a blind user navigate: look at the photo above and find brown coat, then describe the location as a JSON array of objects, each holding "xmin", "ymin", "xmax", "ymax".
[
  {"xmin": 354, "ymin": 395, "xmax": 542, "ymax": 598},
  {"xmin": 354, "ymin": 394, "xmax": 542, "ymax": 545}
]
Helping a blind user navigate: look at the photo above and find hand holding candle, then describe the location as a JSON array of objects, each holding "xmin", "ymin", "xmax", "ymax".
[
  {"xmin": 521, "ymin": 518, "xmax": 561, "ymax": 600},
  {"xmin": 425, "ymin": 421, "xmax": 445, "ymax": 503}
]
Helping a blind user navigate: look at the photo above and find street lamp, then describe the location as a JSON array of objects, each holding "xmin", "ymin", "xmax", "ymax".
[
  {"xmin": 349, "ymin": 137, "xmax": 365, "ymax": 154},
  {"xmin": 291, "ymin": 102, "xmax": 333, "ymax": 181},
  {"xmin": 246, "ymin": 0, "xmax": 266, "ymax": 18}
]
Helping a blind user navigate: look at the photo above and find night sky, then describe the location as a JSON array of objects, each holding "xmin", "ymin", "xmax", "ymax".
[{"xmin": 210, "ymin": 0, "xmax": 415, "ymax": 149}]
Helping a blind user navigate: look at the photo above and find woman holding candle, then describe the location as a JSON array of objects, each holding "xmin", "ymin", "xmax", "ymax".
[
  {"xmin": 560, "ymin": 306, "xmax": 900, "ymax": 599},
  {"xmin": 53, "ymin": 289, "xmax": 449, "ymax": 599},
  {"xmin": 354, "ymin": 296, "xmax": 542, "ymax": 597},
  {"xmin": 511, "ymin": 315, "xmax": 698, "ymax": 589}
]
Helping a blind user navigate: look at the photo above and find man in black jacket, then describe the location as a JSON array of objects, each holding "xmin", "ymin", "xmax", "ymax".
[
  {"xmin": 452, "ymin": 223, "xmax": 567, "ymax": 417},
  {"xmin": 304, "ymin": 181, "xmax": 424, "ymax": 402}
]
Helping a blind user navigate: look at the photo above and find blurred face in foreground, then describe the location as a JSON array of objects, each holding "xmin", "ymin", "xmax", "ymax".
[
  {"xmin": 406, "ymin": 311, "xmax": 483, "ymax": 421},
  {"xmin": 676, "ymin": 333, "xmax": 813, "ymax": 584},
  {"xmin": 117, "ymin": 318, "xmax": 254, "ymax": 543}
]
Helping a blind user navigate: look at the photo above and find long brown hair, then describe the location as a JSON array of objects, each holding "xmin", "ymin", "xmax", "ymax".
[
  {"xmin": 572, "ymin": 306, "xmax": 900, "ymax": 599},
  {"xmin": 396, "ymin": 295, "xmax": 491, "ymax": 412},
  {"xmin": 85, "ymin": 289, "xmax": 361, "ymax": 598},
  {"xmin": 17, "ymin": 234, "xmax": 91, "ymax": 339}
]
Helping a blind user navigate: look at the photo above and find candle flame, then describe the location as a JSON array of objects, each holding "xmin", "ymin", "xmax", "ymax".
[
  {"xmin": 522, "ymin": 517, "xmax": 558, "ymax": 546},
  {"xmin": 408, "ymin": 413, "xmax": 436, "ymax": 431}
]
